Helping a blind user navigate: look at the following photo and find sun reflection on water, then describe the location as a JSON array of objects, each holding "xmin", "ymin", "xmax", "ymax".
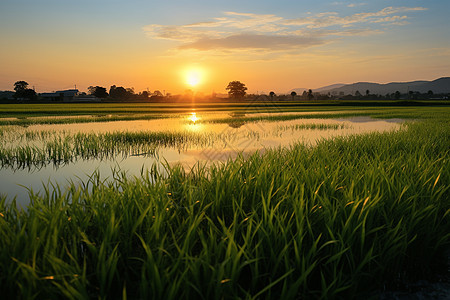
[
  {"xmin": 189, "ymin": 112, "xmax": 199, "ymax": 123},
  {"xmin": 185, "ymin": 112, "xmax": 204, "ymax": 131}
]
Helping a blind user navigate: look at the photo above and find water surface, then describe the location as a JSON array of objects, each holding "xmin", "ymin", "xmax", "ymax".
[{"xmin": 0, "ymin": 112, "xmax": 403, "ymax": 206}]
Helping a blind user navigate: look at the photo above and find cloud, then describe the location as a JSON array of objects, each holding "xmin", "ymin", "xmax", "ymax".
[
  {"xmin": 143, "ymin": 6, "xmax": 427, "ymax": 54},
  {"xmin": 347, "ymin": 3, "xmax": 367, "ymax": 8},
  {"xmin": 332, "ymin": 2, "xmax": 367, "ymax": 8},
  {"xmin": 371, "ymin": 15, "xmax": 408, "ymax": 23},
  {"xmin": 178, "ymin": 34, "xmax": 325, "ymax": 51},
  {"xmin": 283, "ymin": 7, "xmax": 427, "ymax": 28}
]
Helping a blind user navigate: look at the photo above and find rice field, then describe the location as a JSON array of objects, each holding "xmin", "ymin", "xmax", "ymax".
[{"xmin": 0, "ymin": 104, "xmax": 449, "ymax": 299}]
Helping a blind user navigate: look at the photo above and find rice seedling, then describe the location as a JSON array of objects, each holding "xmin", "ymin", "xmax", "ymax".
[
  {"xmin": 0, "ymin": 116, "xmax": 448, "ymax": 299},
  {"xmin": 276, "ymin": 123, "xmax": 351, "ymax": 131},
  {"xmin": 0, "ymin": 130, "xmax": 222, "ymax": 169}
]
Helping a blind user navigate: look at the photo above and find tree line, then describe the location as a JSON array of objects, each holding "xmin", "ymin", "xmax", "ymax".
[
  {"xmin": 88, "ymin": 85, "xmax": 165, "ymax": 100},
  {"xmin": 3, "ymin": 80, "xmax": 448, "ymax": 102}
]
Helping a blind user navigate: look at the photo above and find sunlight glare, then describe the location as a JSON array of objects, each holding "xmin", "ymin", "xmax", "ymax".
[
  {"xmin": 186, "ymin": 69, "xmax": 202, "ymax": 87},
  {"xmin": 189, "ymin": 112, "xmax": 199, "ymax": 123}
]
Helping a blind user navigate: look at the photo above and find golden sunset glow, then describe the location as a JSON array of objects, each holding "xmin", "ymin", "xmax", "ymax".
[
  {"xmin": 0, "ymin": 2, "xmax": 447, "ymax": 95},
  {"xmin": 185, "ymin": 70, "xmax": 202, "ymax": 87}
]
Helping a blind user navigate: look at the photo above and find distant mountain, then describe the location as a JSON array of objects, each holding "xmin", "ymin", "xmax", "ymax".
[
  {"xmin": 325, "ymin": 77, "xmax": 450, "ymax": 95},
  {"xmin": 290, "ymin": 87, "xmax": 308, "ymax": 94},
  {"xmin": 289, "ymin": 77, "xmax": 450, "ymax": 95},
  {"xmin": 314, "ymin": 84, "xmax": 346, "ymax": 92},
  {"xmin": 290, "ymin": 84, "xmax": 345, "ymax": 94}
]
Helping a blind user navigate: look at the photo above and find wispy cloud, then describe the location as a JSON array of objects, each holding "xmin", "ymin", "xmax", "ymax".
[
  {"xmin": 283, "ymin": 7, "xmax": 426, "ymax": 28},
  {"xmin": 143, "ymin": 6, "xmax": 427, "ymax": 54},
  {"xmin": 332, "ymin": 2, "xmax": 367, "ymax": 8},
  {"xmin": 178, "ymin": 34, "xmax": 325, "ymax": 51},
  {"xmin": 347, "ymin": 3, "xmax": 367, "ymax": 8}
]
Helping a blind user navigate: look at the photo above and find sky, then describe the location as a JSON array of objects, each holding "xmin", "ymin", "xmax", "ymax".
[{"xmin": 0, "ymin": 0, "xmax": 449, "ymax": 94}]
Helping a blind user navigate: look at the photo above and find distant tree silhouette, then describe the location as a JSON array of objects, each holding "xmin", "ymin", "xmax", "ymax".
[
  {"xmin": 269, "ymin": 91, "xmax": 275, "ymax": 101},
  {"xmin": 109, "ymin": 85, "xmax": 135, "ymax": 99},
  {"xmin": 153, "ymin": 90, "xmax": 164, "ymax": 97},
  {"xmin": 307, "ymin": 89, "xmax": 314, "ymax": 100},
  {"xmin": 302, "ymin": 90, "xmax": 308, "ymax": 99},
  {"xmin": 13, "ymin": 80, "xmax": 36, "ymax": 100},
  {"xmin": 290, "ymin": 91, "xmax": 297, "ymax": 101},
  {"xmin": 22, "ymin": 89, "xmax": 37, "ymax": 100},
  {"xmin": 366, "ymin": 89, "xmax": 370, "ymax": 96},
  {"xmin": 226, "ymin": 81, "xmax": 247, "ymax": 99},
  {"xmin": 394, "ymin": 91, "xmax": 401, "ymax": 100},
  {"xmin": 88, "ymin": 86, "xmax": 108, "ymax": 98},
  {"xmin": 355, "ymin": 90, "xmax": 362, "ymax": 97},
  {"xmin": 14, "ymin": 81, "xmax": 29, "ymax": 93},
  {"xmin": 427, "ymin": 90, "xmax": 433, "ymax": 96}
]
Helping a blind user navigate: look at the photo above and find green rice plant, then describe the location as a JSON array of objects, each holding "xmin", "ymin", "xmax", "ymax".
[
  {"xmin": 0, "ymin": 116, "xmax": 448, "ymax": 299},
  {"xmin": 0, "ymin": 130, "xmax": 221, "ymax": 169},
  {"xmin": 276, "ymin": 123, "xmax": 350, "ymax": 132}
]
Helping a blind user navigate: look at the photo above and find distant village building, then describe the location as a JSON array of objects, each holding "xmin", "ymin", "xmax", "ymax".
[
  {"xmin": 39, "ymin": 89, "xmax": 100, "ymax": 102},
  {"xmin": 40, "ymin": 89, "xmax": 79, "ymax": 101},
  {"xmin": 69, "ymin": 94, "xmax": 101, "ymax": 103}
]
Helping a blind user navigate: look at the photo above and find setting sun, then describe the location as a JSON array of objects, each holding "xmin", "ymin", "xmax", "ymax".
[{"xmin": 185, "ymin": 69, "xmax": 202, "ymax": 87}]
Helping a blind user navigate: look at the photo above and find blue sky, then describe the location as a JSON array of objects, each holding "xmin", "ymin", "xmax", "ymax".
[{"xmin": 1, "ymin": 0, "xmax": 448, "ymax": 93}]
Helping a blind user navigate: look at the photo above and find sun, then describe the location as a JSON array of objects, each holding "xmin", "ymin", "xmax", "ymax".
[{"xmin": 185, "ymin": 69, "xmax": 202, "ymax": 87}]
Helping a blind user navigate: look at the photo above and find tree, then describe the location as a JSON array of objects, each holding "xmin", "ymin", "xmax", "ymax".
[
  {"xmin": 302, "ymin": 90, "xmax": 308, "ymax": 99},
  {"xmin": 109, "ymin": 85, "xmax": 137, "ymax": 100},
  {"xmin": 13, "ymin": 80, "xmax": 36, "ymax": 100},
  {"xmin": 366, "ymin": 89, "xmax": 370, "ymax": 96},
  {"xmin": 269, "ymin": 91, "xmax": 275, "ymax": 101},
  {"xmin": 14, "ymin": 81, "xmax": 29, "ymax": 93},
  {"xmin": 394, "ymin": 91, "xmax": 401, "ymax": 100},
  {"xmin": 307, "ymin": 89, "xmax": 314, "ymax": 100},
  {"xmin": 290, "ymin": 91, "xmax": 297, "ymax": 101},
  {"xmin": 88, "ymin": 86, "xmax": 108, "ymax": 98},
  {"xmin": 153, "ymin": 90, "xmax": 164, "ymax": 97},
  {"xmin": 226, "ymin": 81, "xmax": 247, "ymax": 99},
  {"xmin": 22, "ymin": 89, "xmax": 37, "ymax": 101},
  {"xmin": 355, "ymin": 90, "xmax": 362, "ymax": 97}
]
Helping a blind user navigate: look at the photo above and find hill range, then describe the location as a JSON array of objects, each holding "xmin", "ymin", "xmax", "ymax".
[{"xmin": 292, "ymin": 77, "xmax": 450, "ymax": 95}]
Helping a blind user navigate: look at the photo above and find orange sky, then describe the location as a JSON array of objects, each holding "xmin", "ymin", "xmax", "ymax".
[{"xmin": 0, "ymin": 1, "xmax": 449, "ymax": 94}]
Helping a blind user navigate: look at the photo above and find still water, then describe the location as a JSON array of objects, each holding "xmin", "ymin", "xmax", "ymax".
[{"xmin": 0, "ymin": 112, "xmax": 403, "ymax": 206}]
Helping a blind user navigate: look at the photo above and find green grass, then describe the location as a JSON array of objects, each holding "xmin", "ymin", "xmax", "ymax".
[{"xmin": 0, "ymin": 118, "xmax": 448, "ymax": 299}]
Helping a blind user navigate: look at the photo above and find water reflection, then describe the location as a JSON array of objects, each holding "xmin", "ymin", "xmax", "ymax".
[
  {"xmin": 0, "ymin": 112, "xmax": 404, "ymax": 206},
  {"xmin": 189, "ymin": 112, "xmax": 199, "ymax": 124},
  {"xmin": 227, "ymin": 112, "xmax": 246, "ymax": 128}
]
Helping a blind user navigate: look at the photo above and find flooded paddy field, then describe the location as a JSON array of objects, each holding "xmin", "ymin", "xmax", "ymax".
[
  {"xmin": 0, "ymin": 104, "xmax": 448, "ymax": 299},
  {"xmin": 0, "ymin": 111, "xmax": 403, "ymax": 206}
]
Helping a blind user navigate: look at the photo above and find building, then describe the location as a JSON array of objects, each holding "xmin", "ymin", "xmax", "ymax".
[{"xmin": 40, "ymin": 89, "xmax": 79, "ymax": 102}]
